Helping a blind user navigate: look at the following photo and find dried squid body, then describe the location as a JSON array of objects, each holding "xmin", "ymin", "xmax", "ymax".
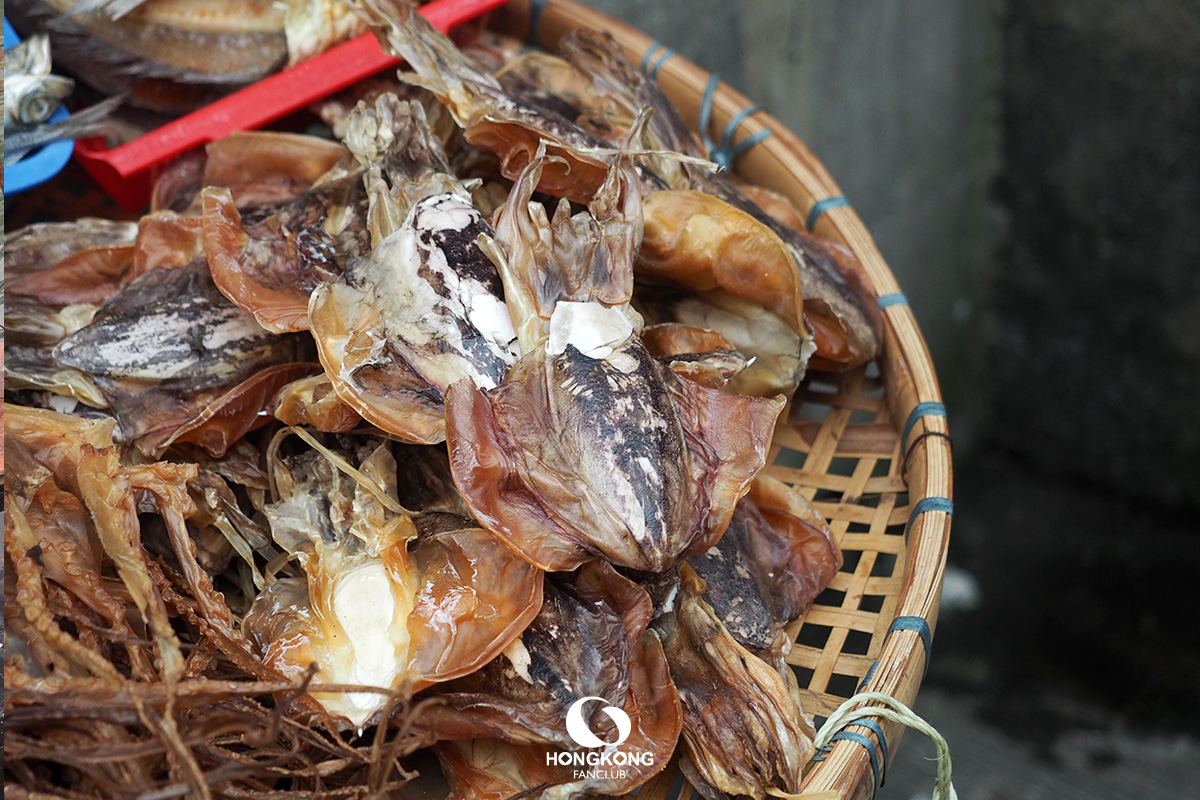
[
  {"xmin": 428, "ymin": 567, "xmax": 681, "ymax": 799},
  {"xmin": 307, "ymin": 98, "xmax": 518, "ymax": 444},
  {"xmin": 447, "ymin": 153, "xmax": 784, "ymax": 573},
  {"xmin": 656, "ymin": 566, "xmax": 816, "ymax": 800},
  {"xmin": 246, "ymin": 432, "xmax": 541, "ymax": 729},
  {"xmin": 687, "ymin": 476, "xmax": 841, "ymax": 665}
]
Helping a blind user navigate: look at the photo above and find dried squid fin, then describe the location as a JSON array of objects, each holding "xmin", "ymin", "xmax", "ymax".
[
  {"xmin": 659, "ymin": 567, "xmax": 815, "ymax": 800},
  {"xmin": 4, "ymin": 218, "xmax": 138, "ymax": 281},
  {"xmin": 640, "ymin": 190, "xmax": 806, "ymax": 337},
  {"xmin": 201, "ymin": 177, "xmax": 368, "ymax": 334},
  {"xmin": 131, "ymin": 212, "xmax": 206, "ymax": 277},
  {"xmin": 162, "ymin": 362, "xmax": 323, "ymax": 457},
  {"xmin": 6, "ymin": 243, "xmax": 135, "ymax": 307},
  {"xmin": 641, "ymin": 323, "xmax": 749, "ymax": 389},
  {"xmin": 203, "ymin": 131, "xmax": 351, "ymax": 205},
  {"xmin": 688, "ymin": 477, "xmax": 840, "ymax": 662}
]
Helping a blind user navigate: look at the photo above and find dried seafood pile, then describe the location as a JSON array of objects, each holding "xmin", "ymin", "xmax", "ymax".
[{"xmin": 3, "ymin": 2, "xmax": 881, "ymax": 798}]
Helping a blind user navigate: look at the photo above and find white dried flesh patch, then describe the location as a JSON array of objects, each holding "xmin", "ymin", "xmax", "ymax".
[
  {"xmin": 314, "ymin": 560, "xmax": 414, "ymax": 730},
  {"xmin": 344, "ymin": 193, "xmax": 517, "ymax": 390},
  {"xmin": 547, "ymin": 301, "xmax": 634, "ymax": 362}
]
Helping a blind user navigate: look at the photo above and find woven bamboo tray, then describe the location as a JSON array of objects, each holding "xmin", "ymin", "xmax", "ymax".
[{"xmin": 489, "ymin": 2, "xmax": 955, "ymax": 798}]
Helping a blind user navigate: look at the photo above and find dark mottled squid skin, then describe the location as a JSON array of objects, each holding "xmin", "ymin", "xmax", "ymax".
[
  {"xmin": 655, "ymin": 566, "xmax": 815, "ymax": 800},
  {"xmin": 445, "ymin": 330, "xmax": 783, "ymax": 573},
  {"xmin": 51, "ymin": 263, "xmax": 307, "ymax": 453},
  {"xmin": 411, "ymin": 560, "xmax": 647, "ymax": 748},
  {"xmin": 309, "ymin": 190, "xmax": 518, "ymax": 444}
]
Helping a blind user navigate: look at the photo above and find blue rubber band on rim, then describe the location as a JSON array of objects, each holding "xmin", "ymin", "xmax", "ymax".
[
  {"xmin": 805, "ymin": 195, "xmax": 850, "ymax": 230},
  {"xmin": 901, "ymin": 401, "xmax": 948, "ymax": 447},
  {"xmin": 527, "ymin": 0, "xmax": 550, "ymax": 44},
  {"xmin": 877, "ymin": 292, "xmax": 908, "ymax": 309}
]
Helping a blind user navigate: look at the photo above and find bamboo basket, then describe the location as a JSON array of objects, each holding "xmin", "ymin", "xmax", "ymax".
[{"xmin": 488, "ymin": 3, "xmax": 955, "ymax": 799}]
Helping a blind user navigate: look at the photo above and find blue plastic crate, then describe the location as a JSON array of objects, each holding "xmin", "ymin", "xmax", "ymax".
[{"xmin": 5, "ymin": 16, "xmax": 74, "ymax": 195}]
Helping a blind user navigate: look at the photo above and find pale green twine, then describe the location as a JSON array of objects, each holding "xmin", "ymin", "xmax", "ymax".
[{"xmin": 812, "ymin": 691, "xmax": 957, "ymax": 800}]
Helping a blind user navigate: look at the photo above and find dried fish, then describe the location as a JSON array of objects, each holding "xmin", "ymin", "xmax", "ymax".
[{"xmin": 4, "ymin": 73, "xmax": 74, "ymax": 130}]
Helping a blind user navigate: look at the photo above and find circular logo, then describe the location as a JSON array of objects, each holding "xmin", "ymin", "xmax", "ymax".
[{"xmin": 565, "ymin": 696, "xmax": 632, "ymax": 748}]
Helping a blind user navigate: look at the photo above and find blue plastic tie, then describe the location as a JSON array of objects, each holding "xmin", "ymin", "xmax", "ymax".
[
  {"xmin": 858, "ymin": 613, "xmax": 936, "ymax": 692},
  {"xmin": 805, "ymin": 195, "xmax": 850, "ymax": 230},
  {"xmin": 888, "ymin": 615, "xmax": 933, "ymax": 666},
  {"xmin": 901, "ymin": 401, "xmax": 948, "ymax": 447},
  {"xmin": 849, "ymin": 717, "xmax": 892, "ymax": 783},
  {"xmin": 697, "ymin": 73, "xmax": 721, "ymax": 154},
  {"xmin": 527, "ymin": 0, "xmax": 549, "ymax": 44},
  {"xmin": 904, "ymin": 497, "xmax": 954, "ymax": 539},
  {"xmin": 831, "ymin": 731, "xmax": 883, "ymax": 787},
  {"xmin": 877, "ymin": 292, "xmax": 908, "ymax": 309},
  {"xmin": 640, "ymin": 42, "xmax": 674, "ymax": 79}
]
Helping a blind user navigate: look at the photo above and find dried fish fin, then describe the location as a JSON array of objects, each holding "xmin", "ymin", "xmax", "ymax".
[{"xmin": 659, "ymin": 567, "xmax": 815, "ymax": 800}]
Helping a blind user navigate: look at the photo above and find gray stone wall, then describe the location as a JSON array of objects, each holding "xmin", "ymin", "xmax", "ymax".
[{"xmin": 993, "ymin": 0, "xmax": 1200, "ymax": 506}]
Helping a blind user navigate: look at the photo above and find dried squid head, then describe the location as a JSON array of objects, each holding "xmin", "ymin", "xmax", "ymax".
[
  {"xmin": 656, "ymin": 566, "xmax": 816, "ymax": 800},
  {"xmin": 308, "ymin": 100, "xmax": 518, "ymax": 445},
  {"xmin": 484, "ymin": 145, "xmax": 641, "ymax": 354},
  {"xmin": 246, "ymin": 431, "xmax": 542, "ymax": 730},
  {"xmin": 687, "ymin": 475, "xmax": 840, "ymax": 664}
]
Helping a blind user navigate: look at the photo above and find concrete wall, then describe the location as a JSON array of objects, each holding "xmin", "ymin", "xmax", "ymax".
[{"xmin": 588, "ymin": 0, "xmax": 1005, "ymax": 449}]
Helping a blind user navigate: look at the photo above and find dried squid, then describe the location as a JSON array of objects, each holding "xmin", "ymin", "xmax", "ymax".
[
  {"xmin": 245, "ymin": 432, "xmax": 543, "ymax": 729},
  {"xmin": 307, "ymin": 96, "xmax": 519, "ymax": 444},
  {"xmin": 446, "ymin": 151, "xmax": 784, "ymax": 572}
]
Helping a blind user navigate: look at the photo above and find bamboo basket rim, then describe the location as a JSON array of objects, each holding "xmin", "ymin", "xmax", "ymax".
[{"xmin": 490, "ymin": 3, "xmax": 955, "ymax": 799}]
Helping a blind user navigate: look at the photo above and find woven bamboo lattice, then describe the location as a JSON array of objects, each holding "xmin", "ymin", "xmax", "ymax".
[{"xmin": 491, "ymin": 3, "xmax": 956, "ymax": 799}]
